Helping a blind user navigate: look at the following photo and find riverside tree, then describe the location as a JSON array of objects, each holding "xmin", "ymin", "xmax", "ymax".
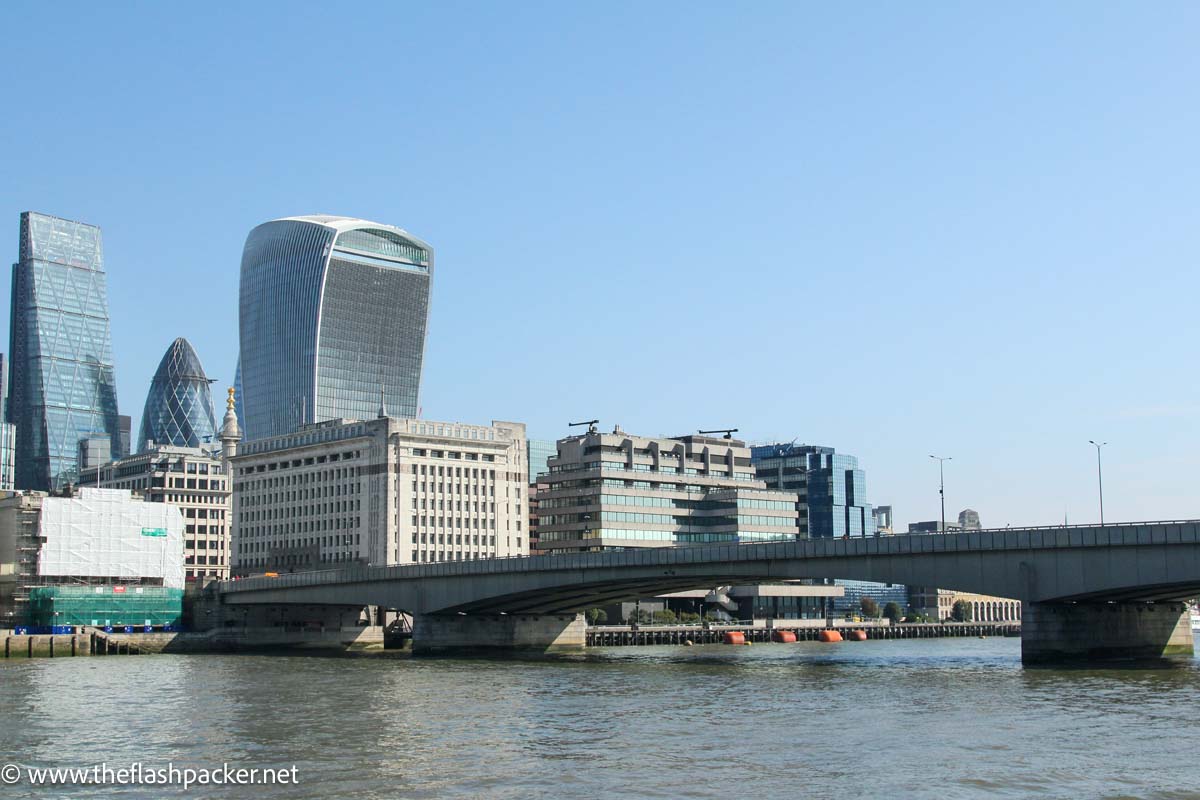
[{"xmin": 951, "ymin": 600, "xmax": 974, "ymax": 622}]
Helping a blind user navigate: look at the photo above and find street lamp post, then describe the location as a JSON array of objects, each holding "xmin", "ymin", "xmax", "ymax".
[
  {"xmin": 929, "ymin": 455, "xmax": 951, "ymax": 531},
  {"xmin": 1089, "ymin": 440, "xmax": 1107, "ymax": 526}
]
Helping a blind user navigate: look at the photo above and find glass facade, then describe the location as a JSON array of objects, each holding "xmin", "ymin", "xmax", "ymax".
[
  {"xmin": 238, "ymin": 216, "xmax": 432, "ymax": 440},
  {"xmin": 527, "ymin": 438, "xmax": 556, "ymax": 483},
  {"xmin": 8, "ymin": 213, "xmax": 121, "ymax": 490},
  {"xmin": 138, "ymin": 338, "xmax": 217, "ymax": 451},
  {"xmin": 750, "ymin": 443, "xmax": 876, "ymax": 539}
]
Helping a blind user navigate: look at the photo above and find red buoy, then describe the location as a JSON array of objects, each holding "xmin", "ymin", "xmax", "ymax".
[
  {"xmin": 848, "ymin": 629, "xmax": 868, "ymax": 641},
  {"xmin": 771, "ymin": 630, "xmax": 797, "ymax": 643},
  {"xmin": 818, "ymin": 629, "xmax": 843, "ymax": 643},
  {"xmin": 723, "ymin": 631, "xmax": 746, "ymax": 645}
]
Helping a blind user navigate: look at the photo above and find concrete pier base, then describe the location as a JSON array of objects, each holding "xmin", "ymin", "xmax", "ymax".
[
  {"xmin": 1021, "ymin": 601, "xmax": 1194, "ymax": 665},
  {"xmin": 412, "ymin": 613, "xmax": 586, "ymax": 655}
]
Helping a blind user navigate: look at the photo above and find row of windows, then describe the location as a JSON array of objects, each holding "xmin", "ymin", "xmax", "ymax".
[
  {"xmin": 184, "ymin": 554, "xmax": 225, "ymax": 565},
  {"xmin": 415, "ymin": 465, "xmax": 497, "ymax": 478},
  {"xmin": 238, "ymin": 533, "xmax": 361, "ymax": 553},
  {"xmin": 411, "ymin": 548, "xmax": 519, "ymax": 563},
  {"xmin": 236, "ymin": 450, "xmax": 362, "ymax": 475},
  {"xmin": 411, "ymin": 516, "xmax": 497, "ymax": 530},
  {"xmin": 550, "ymin": 462, "xmax": 758, "ymax": 481},
  {"xmin": 238, "ymin": 518, "xmax": 360, "ymax": 538},
  {"xmin": 410, "ymin": 449, "xmax": 497, "ymax": 462},
  {"xmin": 411, "ymin": 533, "xmax": 496, "ymax": 546},
  {"xmin": 413, "ymin": 498, "xmax": 495, "ymax": 513},
  {"xmin": 413, "ymin": 481, "xmax": 495, "ymax": 496},
  {"xmin": 737, "ymin": 514, "xmax": 800, "ymax": 527}
]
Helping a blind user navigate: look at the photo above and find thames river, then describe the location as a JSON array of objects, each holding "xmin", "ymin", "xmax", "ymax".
[{"xmin": 3, "ymin": 639, "xmax": 1199, "ymax": 799}]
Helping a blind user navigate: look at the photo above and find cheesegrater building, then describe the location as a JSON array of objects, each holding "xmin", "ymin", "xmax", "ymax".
[
  {"xmin": 8, "ymin": 212, "xmax": 122, "ymax": 490},
  {"xmin": 237, "ymin": 216, "xmax": 433, "ymax": 440}
]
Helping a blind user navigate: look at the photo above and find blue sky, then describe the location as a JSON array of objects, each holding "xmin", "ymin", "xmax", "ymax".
[{"xmin": 2, "ymin": 2, "xmax": 1197, "ymax": 530}]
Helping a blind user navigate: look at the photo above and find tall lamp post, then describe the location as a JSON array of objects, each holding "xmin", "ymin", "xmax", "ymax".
[
  {"xmin": 929, "ymin": 455, "xmax": 952, "ymax": 531},
  {"xmin": 1089, "ymin": 440, "xmax": 1106, "ymax": 526}
]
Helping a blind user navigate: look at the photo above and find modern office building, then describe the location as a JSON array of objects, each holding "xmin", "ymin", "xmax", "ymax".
[
  {"xmin": 0, "ymin": 354, "xmax": 11, "ymax": 490},
  {"xmin": 750, "ymin": 443, "xmax": 876, "ymax": 538},
  {"xmin": 873, "ymin": 505, "xmax": 893, "ymax": 535},
  {"xmin": 832, "ymin": 579, "xmax": 909, "ymax": 615},
  {"xmin": 526, "ymin": 438, "xmax": 557, "ymax": 555},
  {"xmin": 527, "ymin": 438, "xmax": 556, "ymax": 484},
  {"xmin": 958, "ymin": 508, "xmax": 982, "ymax": 530},
  {"xmin": 138, "ymin": 338, "xmax": 218, "ymax": 451},
  {"xmin": 8, "ymin": 212, "xmax": 122, "ymax": 490},
  {"xmin": 80, "ymin": 443, "xmax": 231, "ymax": 581},
  {"xmin": 230, "ymin": 416, "xmax": 527, "ymax": 574},
  {"xmin": 237, "ymin": 216, "xmax": 433, "ymax": 440},
  {"xmin": 535, "ymin": 427, "xmax": 802, "ymax": 553},
  {"xmin": 0, "ymin": 488, "xmax": 185, "ymax": 627},
  {"xmin": 908, "ymin": 520, "xmax": 962, "ymax": 533}
]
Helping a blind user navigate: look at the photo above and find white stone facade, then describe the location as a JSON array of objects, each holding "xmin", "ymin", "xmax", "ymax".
[{"xmin": 231, "ymin": 417, "xmax": 528, "ymax": 574}]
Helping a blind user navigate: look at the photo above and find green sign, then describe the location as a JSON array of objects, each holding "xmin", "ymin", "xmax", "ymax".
[{"xmin": 141, "ymin": 527, "xmax": 167, "ymax": 537}]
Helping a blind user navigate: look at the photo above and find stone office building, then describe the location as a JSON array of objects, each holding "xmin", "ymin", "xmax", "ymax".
[
  {"xmin": 230, "ymin": 416, "xmax": 528, "ymax": 574},
  {"xmin": 535, "ymin": 426, "xmax": 803, "ymax": 553}
]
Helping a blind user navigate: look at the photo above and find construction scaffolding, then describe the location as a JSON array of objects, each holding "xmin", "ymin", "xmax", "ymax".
[
  {"xmin": 37, "ymin": 487, "xmax": 184, "ymax": 589},
  {"xmin": 27, "ymin": 586, "xmax": 183, "ymax": 627}
]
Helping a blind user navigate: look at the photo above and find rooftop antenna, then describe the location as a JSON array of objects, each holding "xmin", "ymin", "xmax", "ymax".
[
  {"xmin": 699, "ymin": 428, "xmax": 739, "ymax": 440},
  {"xmin": 569, "ymin": 419, "xmax": 599, "ymax": 434},
  {"xmin": 378, "ymin": 381, "xmax": 387, "ymax": 419}
]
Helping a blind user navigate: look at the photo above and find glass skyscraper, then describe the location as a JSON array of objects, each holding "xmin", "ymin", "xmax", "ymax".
[
  {"xmin": 237, "ymin": 216, "xmax": 432, "ymax": 440},
  {"xmin": 138, "ymin": 337, "xmax": 218, "ymax": 451},
  {"xmin": 750, "ymin": 443, "xmax": 876, "ymax": 538},
  {"xmin": 526, "ymin": 438, "xmax": 557, "ymax": 484},
  {"xmin": 8, "ymin": 212, "xmax": 121, "ymax": 490}
]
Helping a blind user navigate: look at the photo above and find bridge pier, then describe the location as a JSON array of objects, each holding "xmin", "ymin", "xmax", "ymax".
[
  {"xmin": 1021, "ymin": 602, "xmax": 1194, "ymax": 665},
  {"xmin": 411, "ymin": 613, "xmax": 586, "ymax": 655}
]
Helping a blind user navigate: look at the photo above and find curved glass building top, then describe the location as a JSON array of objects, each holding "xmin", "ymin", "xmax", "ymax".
[
  {"xmin": 138, "ymin": 338, "xmax": 217, "ymax": 451},
  {"xmin": 238, "ymin": 215, "xmax": 433, "ymax": 440},
  {"xmin": 8, "ymin": 212, "xmax": 121, "ymax": 490}
]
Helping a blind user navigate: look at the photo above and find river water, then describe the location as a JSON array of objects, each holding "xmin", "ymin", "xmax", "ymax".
[{"xmin": 2, "ymin": 638, "xmax": 1199, "ymax": 799}]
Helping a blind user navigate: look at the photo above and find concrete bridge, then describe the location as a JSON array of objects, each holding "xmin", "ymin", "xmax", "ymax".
[{"xmin": 211, "ymin": 520, "xmax": 1200, "ymax": 663}]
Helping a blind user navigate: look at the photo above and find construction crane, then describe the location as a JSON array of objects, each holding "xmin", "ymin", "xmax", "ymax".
[
  {"xmin": 569, "ymin": 419, "xmax": 599, "ymax": 434},
  {"xmin": 698, "ymin": 428, "xmax": 738, "ymax": 440}
]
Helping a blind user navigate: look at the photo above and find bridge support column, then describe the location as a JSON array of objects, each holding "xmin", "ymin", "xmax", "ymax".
[
  {"xmin": 412, "ymin": 613, "xmax": 586, "ymax": 655},
  {"xmin": 1021, "ymin": 602, "xmax": 1193, "ymax": 664}
]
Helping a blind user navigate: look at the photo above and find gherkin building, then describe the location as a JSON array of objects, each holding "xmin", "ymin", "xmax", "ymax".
[{"xmin": 138, "ymin": 338, "xmax": 217, "ymax": 451}]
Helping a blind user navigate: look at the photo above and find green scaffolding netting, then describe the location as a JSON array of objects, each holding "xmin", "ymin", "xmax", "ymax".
[{"xmin": 27, "ymin": 586, "xmax": 183, "ymax": 627}]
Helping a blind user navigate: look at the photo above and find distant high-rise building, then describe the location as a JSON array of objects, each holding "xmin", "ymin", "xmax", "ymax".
[
  {"xmin": 237, "ymin": 216, "xmax": 433, "ymax": 440},
  {"xmin": 751, "ymin": 443, "xmax": 876, "ymax": 538},
  {"xmin": 8, "ymin": 212, "xmax": 121, "ymax": 490},
  {"xmin": 873, "ymin": 505, "xmax": 893, "ymax": 535},
  {"xmin": 138, "ymin": 338, "xmax": 218, "ymax": 451},
  {"xmin": 526, "ymin": 438, "xmax": 556, "ymax": 484},
  {"xmin": 115, "ymin": 415, "xmax": 131, "ymax": 460},
  {"xmin": 958, "ymin": 508, "xmax": 981, "ymax": 530},
  {"xmin": 0, "ymin": 353, "xmax": 12, "ymax": 489}
]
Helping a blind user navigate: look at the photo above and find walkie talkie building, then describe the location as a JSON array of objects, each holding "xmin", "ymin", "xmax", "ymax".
[{"xmin": 237, "ymin": 216, "xmax": 433, "ymax": 440}]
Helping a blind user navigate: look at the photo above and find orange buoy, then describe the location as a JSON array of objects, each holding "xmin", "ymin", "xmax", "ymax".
[
  {"xmin": 771, "ymin": 630, "xmax": 797, "ymax": 643},
  {"xmin": 723, "ymin": 631, "xmax": 746, "ymax": 645},
  {"xmin": 848, "ymin": 629, "xmax": 868, "ymax": 641},
  {"xmin": 817, "ymin": 629, "xmax": 843, "ymax": 643}
]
